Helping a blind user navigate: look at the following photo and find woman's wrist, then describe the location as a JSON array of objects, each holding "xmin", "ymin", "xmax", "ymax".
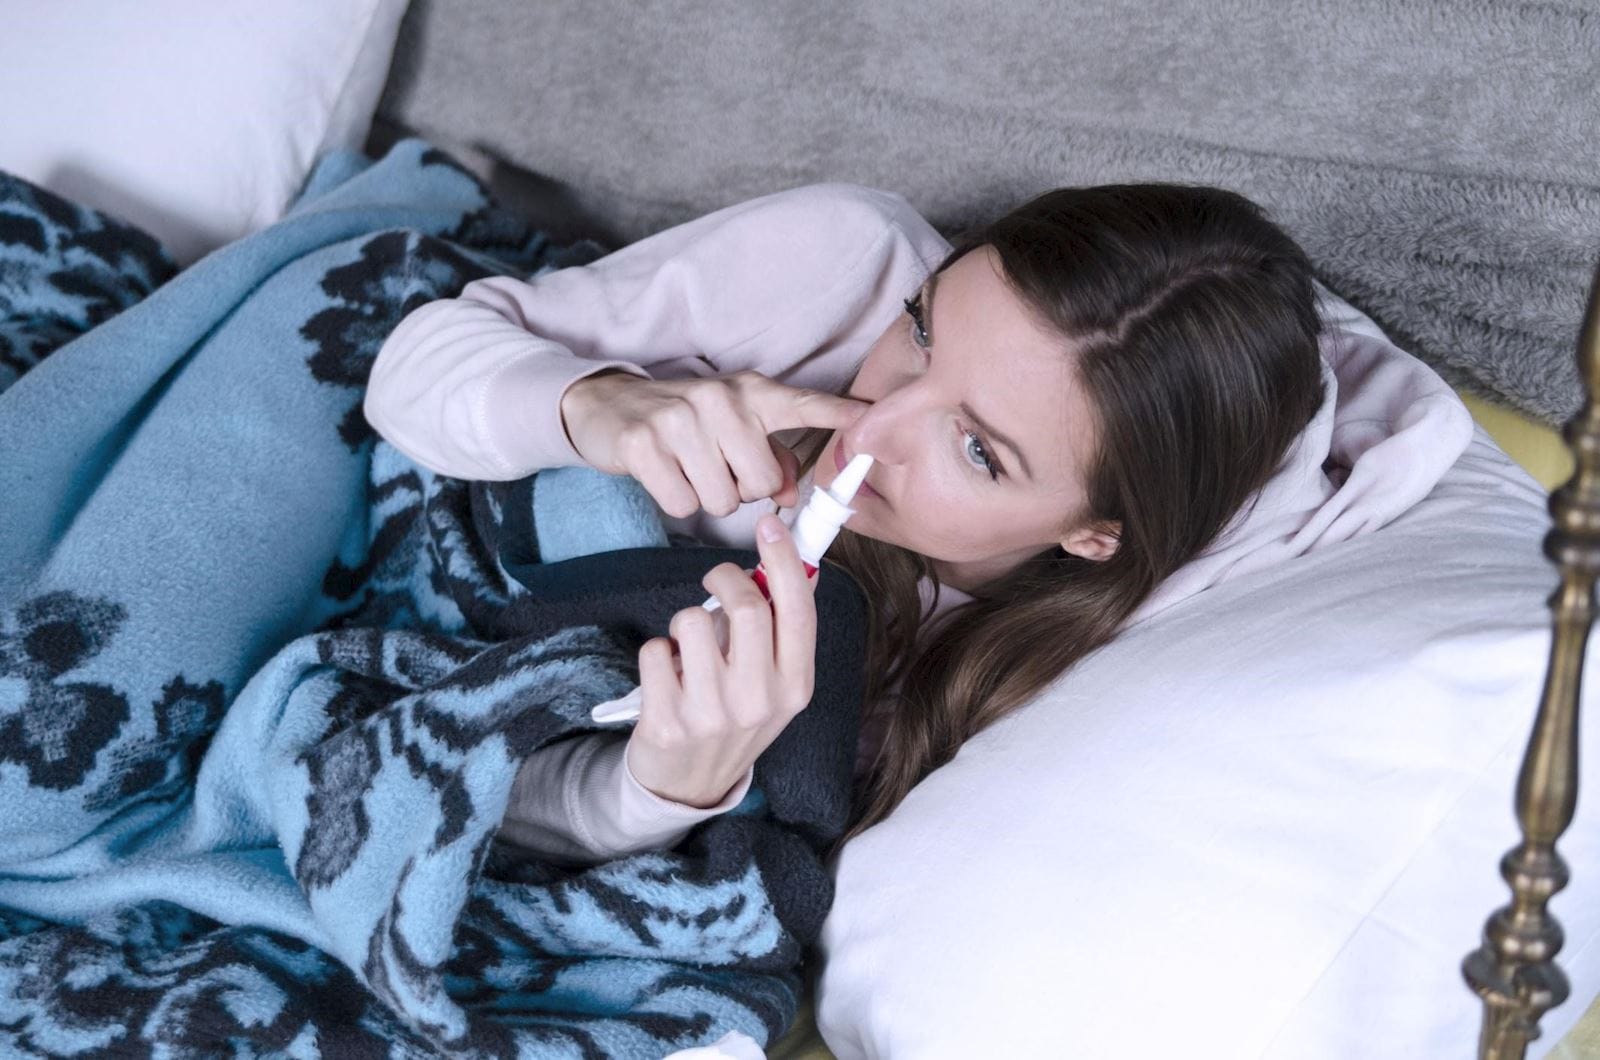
[
  {"xmin": 623, "ymin": 737, "xmax": 753, "ymax": 811},
  {"xmin": 559, "ymin": 368, "xmax": 634, "ymax": 456}
]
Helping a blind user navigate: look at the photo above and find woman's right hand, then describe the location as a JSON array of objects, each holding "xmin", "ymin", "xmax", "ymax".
[
  {"xmin": 626, "ymin": 512, "xmax": 820, "ymax": 809},
  {"xmin": 559, "ymin": 369, "xmax": 870, "ymax": 516}
]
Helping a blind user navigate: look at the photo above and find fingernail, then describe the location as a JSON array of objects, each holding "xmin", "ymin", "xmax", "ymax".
[{"xmin": 759, "ymin": 515, "xmax": 784, "ymax": 543}]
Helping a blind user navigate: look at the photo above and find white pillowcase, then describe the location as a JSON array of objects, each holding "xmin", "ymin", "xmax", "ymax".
[
  {"xmin": 0, "ymin": 0, "xmax": 411, "ymax": 267},
  {"xmin": 815, "ymin": 422, "xmax": 1600, "ymax": 1056}
]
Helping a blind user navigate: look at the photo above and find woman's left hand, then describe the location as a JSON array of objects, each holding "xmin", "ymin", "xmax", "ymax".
[{"xmin": 624, "ymin": 513, "xmax": 819, "ymax": 808}]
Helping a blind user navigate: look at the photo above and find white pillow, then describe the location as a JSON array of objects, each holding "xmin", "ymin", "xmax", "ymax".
[
  {"xmin": 815, "ymin": 426, "xmax": 1600, "ymax": 1058},
  {"xmin": 0, "ymin": 0, "xmax": 411, "ymax": 267}
]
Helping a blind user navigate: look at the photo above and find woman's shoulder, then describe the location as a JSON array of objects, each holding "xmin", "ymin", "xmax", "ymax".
[
  {"xmin": 725, "ymin": 182, "xmax": 952, "ymax": 281},
  {"xmin": 755, "ymin": 181, "xmax": 939, "ymax": 234}
]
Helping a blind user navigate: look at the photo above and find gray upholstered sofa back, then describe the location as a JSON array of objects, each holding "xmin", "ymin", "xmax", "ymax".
[{"xmin": 372, "ymin": 0, "xmax": 1600, "ymax": 426}]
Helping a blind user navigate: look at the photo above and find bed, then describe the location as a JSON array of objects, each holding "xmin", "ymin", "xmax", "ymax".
[{"xmin": 3, "ymin": 0, "xmax": 1599, "ymax": 1056}]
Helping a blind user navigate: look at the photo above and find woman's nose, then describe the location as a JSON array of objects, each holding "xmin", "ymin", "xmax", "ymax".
[{"xmin": 841, "ymin": 401, "xmax": 911, "ymax": 471}]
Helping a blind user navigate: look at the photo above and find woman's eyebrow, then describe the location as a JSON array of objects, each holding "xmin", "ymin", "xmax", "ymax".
[{"xmin": 925, "ymin": 272, "xmax": 1036, "ymax": 482}]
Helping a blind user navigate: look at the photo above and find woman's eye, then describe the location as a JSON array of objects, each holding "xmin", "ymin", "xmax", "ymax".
[
  {"xmin": 962, "ymin": 427, "xmax": 1000, "ymax": 481},
  {"xmin": 901, "ymin": 290, "xmax": 998, "ymax": 483},
  {"xmin": 902, "ymin": 295, "xmax": 930, "ymax": 348}
]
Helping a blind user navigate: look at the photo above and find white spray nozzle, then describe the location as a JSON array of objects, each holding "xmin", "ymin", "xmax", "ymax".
[
  {"xmin": 787, "ymin": 452, "xmax": 874, "ymax": 568},
  {"xmin": 831, "ymin": 453, "xmax": 875, "ymax": 506}
]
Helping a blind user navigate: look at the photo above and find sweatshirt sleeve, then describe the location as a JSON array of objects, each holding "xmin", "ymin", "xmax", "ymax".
[
  {"xmin": 363, "ymin": 181, "xmax": 953, "ymax": 481},
  {"xmin": 496, "ymin": 731, "xmax": 754, "ymax": 868}
]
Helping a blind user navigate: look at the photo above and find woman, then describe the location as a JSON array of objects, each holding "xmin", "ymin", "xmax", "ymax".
[{"xmin": 363, "ymin": 179, "xmax": 1327, "ymax": 865}]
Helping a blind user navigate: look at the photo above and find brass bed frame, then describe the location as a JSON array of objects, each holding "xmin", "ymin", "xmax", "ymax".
[{"xmin": 1464, "ymin": 258, "xmax": 1600, "ymax": 1059}]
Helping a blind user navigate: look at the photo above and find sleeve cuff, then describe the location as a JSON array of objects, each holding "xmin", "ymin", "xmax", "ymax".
[
  {"xmin": 565, "ymin": 739, "xmax": 754, "ymax": 857},
  {"xmin": 499, "ymin": 732, "xmax": 621, "ymax": 862},
  {"xmin": 480, "ymin": 355, "xmax": 652, "ymax": 477}
]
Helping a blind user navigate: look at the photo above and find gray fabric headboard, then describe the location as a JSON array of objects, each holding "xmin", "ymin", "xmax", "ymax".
[{"xmin": 370, "ymin": 0, "xmax": 1600, "ymax": 428}]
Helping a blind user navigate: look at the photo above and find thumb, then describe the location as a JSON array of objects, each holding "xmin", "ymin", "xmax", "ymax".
[{"xmin": 769, "ymin": 440, "xmax": 802, "ymax": 508}]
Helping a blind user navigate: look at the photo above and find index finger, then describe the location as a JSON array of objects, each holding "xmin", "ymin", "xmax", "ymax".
[
  {"xmin": 754, "ymin": 514, "xmax": 816, "ymax": 682},
  {"xmin": 751, "ymin": 378, "xmax": 871, "ymax": 434}
]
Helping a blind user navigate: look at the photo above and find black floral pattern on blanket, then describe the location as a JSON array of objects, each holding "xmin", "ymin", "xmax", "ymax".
[
  {"xmin": 0, "ymin": 589, "xmax": 227, "ymax": 820},
  {"xmin": 301, "ymin": 147, "xmax": 610, "ymax": 453},
  {"xmin": 0, "ymin": 903, "xmax": 442, "ymax": 1056},
  {"xmin": 0, "ymin": 171, "xmax": 176, "ymax": 396},
  {"xmin": 0, "ymin": 145, "xmax": 866, "ymax": 1057},
  {"xmin": 0, "ymin": 590, "xmax": 132, "ymax": 793}
]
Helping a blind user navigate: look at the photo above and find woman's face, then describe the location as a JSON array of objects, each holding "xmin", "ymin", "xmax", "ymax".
[{"xmin": 815, "ymin": 245, "xmax": 1120, "ymax": 594}]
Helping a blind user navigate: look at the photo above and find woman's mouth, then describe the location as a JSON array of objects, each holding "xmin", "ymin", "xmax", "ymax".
[{"xmin": 834, "ymin": 440, "xmax": 882, "ymax": 500}]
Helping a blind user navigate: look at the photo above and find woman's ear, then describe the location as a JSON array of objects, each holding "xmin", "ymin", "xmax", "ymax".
[{"xmin": 1059, "ymin": 520, "xmax": 1121, "ymax": 562}]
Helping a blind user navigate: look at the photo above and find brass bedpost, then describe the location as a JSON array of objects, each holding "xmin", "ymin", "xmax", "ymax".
[{"xmin": 1463, "ymin": 258, "xmax": 1600, "ymax": 1059}]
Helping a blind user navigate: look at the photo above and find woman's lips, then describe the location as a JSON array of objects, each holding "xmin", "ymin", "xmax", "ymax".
[{"xmin": 834, "ymin": 439, "xmax": 882, "ymax": 500}]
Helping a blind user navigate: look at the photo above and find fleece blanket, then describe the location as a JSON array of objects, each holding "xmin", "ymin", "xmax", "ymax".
[{"xmin": 0, "ymin": 140, "xmax": 869, "ymax": 1058}]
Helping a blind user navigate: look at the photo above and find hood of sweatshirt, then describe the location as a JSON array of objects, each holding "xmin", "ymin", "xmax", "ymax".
[{"xmin": 1120, "ymin": 283, "xmax": 1476, "ymax": 631}]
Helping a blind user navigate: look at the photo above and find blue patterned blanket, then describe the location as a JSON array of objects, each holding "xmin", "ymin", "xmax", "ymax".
[{"xmin": 0, "ymin": 140, "xmax": 868, "ymax": 1057}]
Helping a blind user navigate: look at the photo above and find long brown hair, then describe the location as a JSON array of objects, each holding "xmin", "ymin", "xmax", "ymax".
[{"xmin": 790, "ymin": 183, "xmax": 1327, "ymax": 859}]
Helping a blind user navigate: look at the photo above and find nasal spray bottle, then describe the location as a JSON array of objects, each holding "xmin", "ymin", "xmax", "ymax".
[{"xmin": 590, "ymin": 452, "xmax": 877, "ymax": 724}]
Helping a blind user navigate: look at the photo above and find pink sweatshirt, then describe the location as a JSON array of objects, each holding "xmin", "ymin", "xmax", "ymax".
[{"xmin": 363, "ymin": 182, "xmax": 967, "ymax": 867}]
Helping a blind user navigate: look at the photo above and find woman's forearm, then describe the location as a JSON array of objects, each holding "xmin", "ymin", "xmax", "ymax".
[{"xmin": 363, "ymin": 182, "xmax": 952, "ymax": 483}]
